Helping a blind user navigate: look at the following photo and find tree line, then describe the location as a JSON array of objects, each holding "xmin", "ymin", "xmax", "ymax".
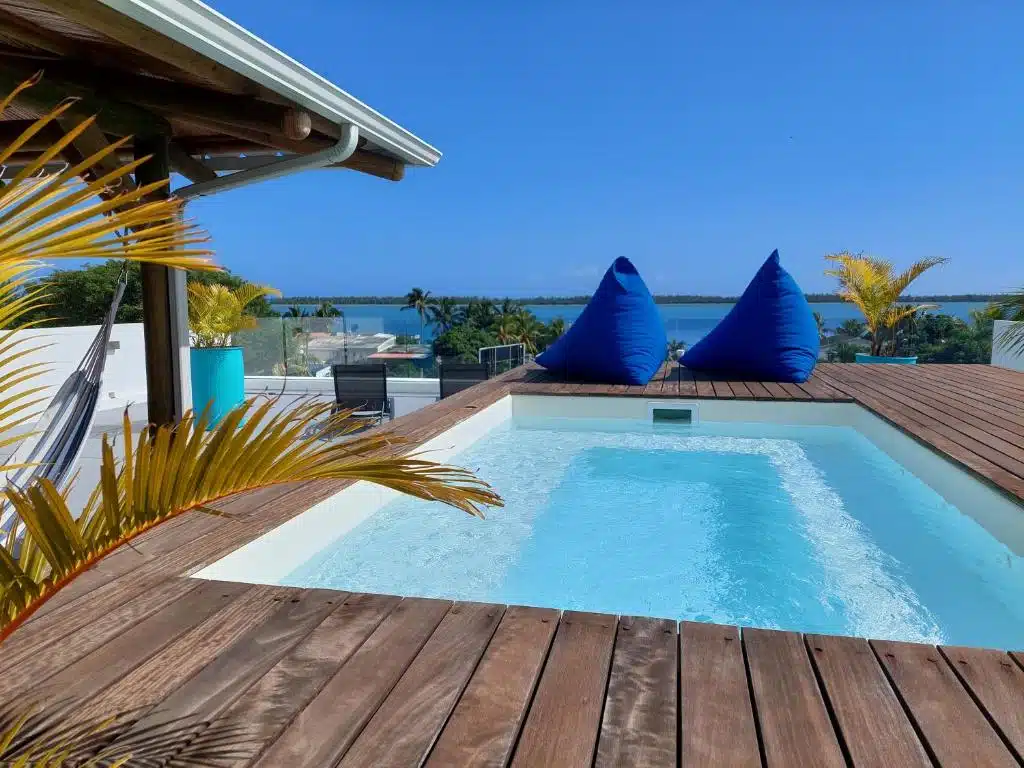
[{"xmin": 272, "ymin": 292, "xmax": 1006, "ymax": 306}]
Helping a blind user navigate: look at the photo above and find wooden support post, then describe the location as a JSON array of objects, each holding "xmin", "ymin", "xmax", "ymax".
[{"xmin": 135, "ymin": 135, "xmax": 183, "ymax": 427}]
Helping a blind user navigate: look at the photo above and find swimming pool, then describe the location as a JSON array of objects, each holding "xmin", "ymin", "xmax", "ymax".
[{"xmin": 198, "ymin": 396, "xmax": 1024, "ymax": 649}]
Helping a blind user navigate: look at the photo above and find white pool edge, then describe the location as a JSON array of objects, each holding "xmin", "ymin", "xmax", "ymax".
[{"xmin": 194, "ymin": 394, "xmax": 1024, "ymax": 586}]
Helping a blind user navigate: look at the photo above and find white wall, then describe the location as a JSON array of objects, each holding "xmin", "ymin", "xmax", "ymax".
[
  {"xmin": 6, "ymin": 323, "xmax": 148, "ymax": 415},
  {"xmin": 992, "ymin": 320, "xmax": 1024, "ymax": 372}
]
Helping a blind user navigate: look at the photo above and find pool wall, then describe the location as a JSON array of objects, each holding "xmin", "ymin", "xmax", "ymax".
[{"xmin": 194, "ymin": 394, "xmax": 1024, "ymax": 585}]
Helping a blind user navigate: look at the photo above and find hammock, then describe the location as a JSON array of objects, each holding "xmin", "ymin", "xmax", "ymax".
[{"xmin": 0, "ymin": 271, "xmax": 127, "ymax": 534}]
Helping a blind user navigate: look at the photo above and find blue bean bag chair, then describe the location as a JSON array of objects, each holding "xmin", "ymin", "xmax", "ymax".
[
  {"xmin": 682, "ymin": 250, "xmax": 819, "ymax": 382},
  {"xmin": 537, "ymin": 257, "xmax": 666, "ymax": 385}
]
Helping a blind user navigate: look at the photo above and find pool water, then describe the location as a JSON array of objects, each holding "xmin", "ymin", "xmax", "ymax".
[{"xmin": 284, "ymin": 418, "xmax": 1024, "ymax": 647}]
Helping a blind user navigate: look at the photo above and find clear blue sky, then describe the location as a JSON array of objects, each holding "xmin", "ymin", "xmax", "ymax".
[{"xmin": 193, "ymin": 1, "xmax": 1023, "ymax": 297}]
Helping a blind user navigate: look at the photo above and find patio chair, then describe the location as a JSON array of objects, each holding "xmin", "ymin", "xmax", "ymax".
[
  {"xmin": 439, "ymin": 361, "xmax": 490, "ymax": 399},
  {"xmin": 331, "ymin": 363, "xmax": 393, "ymax": 425}
]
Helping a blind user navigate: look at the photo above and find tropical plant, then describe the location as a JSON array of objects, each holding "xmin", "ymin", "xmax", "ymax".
[
  {"xmin": 812, "ymin": 311, "xmax": 828, "ymax": 342},
  {"xmin": 495, "ymin": 314, "xmax": 519, "ymax": 345},
  {"xmin": 428, "ymin": 297, "xmax": 461, "ymax": 333},
  {"xmin": 824, "ymin": 252, "xmax": 947, "ymax": 356},
  {"xmin": 402, "ymin": 287, "xmax": 434, "ymax": 340},
  {"xmin": 0, "ymin": 700, "xmax": 247, "ymax": 766},
  {"xmin": 187, "ymin": 281, "xmax": 281, "ymax": 347},
  {"xmin": 0, "ymin": 78, "xmax": 503, "ymax": 651},
  {"xmin": 1, "ymin": 401, "xmax": 500, "ymax": 641},
  {"xmin": 284, "ymin": 305, "xmax": 310, "ymax": 318},
  {"xmin": 836, "ymin": 318, "xmax": 867, "ymax": 338},
  {"xmin": 992, "ymin": 288, "xmax": 1024, "ymax": 354},
  {"xmin": 512, "ymin": 308, "xmax": 544, "ymax": 353},
  {"xmin": 498, "ymin": 298, "xmax": 519, "ymax": 318},
  {"xmin": 666, "ymin": 338, "xmax": 685, "ymax": 361},
  {"xmin": 464, "ymin": 299, "xmax": 497, "ymax": 328},
  {"xmin": 312, "ymin": 301, "xmax": 341, "ymax": 318}
]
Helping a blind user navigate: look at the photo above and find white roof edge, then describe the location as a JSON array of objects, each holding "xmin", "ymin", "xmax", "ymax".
[{"xmin": 97, "ymin": 0, "xmax": 442, "ymax": 167}]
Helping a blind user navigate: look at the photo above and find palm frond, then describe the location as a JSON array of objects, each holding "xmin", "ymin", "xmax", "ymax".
[
  {"xmin": 188, "ymin": 281, "xmax": 279, "ymax": 347},
  {"xmin": 996, "ymin": 318, "xmax": 1024, "ymax": 355},
  {"xmin": 0, "ymin": 699, "xmax": 253, "ymax": 766},
  {"xmin": 1, "ymin": 398, "xmax": 502, "ymax": 640}
]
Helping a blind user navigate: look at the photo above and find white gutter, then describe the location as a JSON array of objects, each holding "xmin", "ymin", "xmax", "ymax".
[
  {"xmin": 97, "ymin": 0, "xmax": 441, "ymax": 168},
  {"xmin": 176, "ymin": 123, "xmax": 359, "ymax": 198}
]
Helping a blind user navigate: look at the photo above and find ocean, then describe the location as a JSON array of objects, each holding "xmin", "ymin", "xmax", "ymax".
[{"xmin": 276, "ymin": 301, "xmax": 991, "ymax": 347}]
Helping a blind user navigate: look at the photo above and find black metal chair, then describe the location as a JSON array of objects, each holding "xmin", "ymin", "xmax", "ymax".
[
  {"xmin": 331, "ymin": 363, "xmax": 393, "ymax": 425},
  {"xmin": 439, "ymin": 361, "xmax": 489, "ymax": 399}
]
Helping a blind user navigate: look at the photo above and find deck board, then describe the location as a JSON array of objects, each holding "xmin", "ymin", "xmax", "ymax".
[
  {"xmin": 680, "ymin": 622, "xmax": 760, "ymax": 768},
  {"xmin": 595, "ymin": 616, "xmax": 678, "ymax": 768},
  {"xmin": 743, "ymin": 627, "xmax": 846, "ymax": 767},
  {"xmin": 510, "ymin": 611, "xmax": 617, "ymax": 767},
  {"xmin": 806, "ymin": 633, "xmax": 931, "ymax": 767},
  {"xmin": 872, "ymin": 639, "xmax": 1018, "ymax": 767},
  {"xmin": 6, "ymin": 362, "xmax": 1024, "ymax": 767}
]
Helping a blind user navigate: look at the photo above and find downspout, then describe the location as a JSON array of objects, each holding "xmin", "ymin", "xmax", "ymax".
[{"xmin": 175, "ymin": 123, "xmax": 360, "ymax": 199}]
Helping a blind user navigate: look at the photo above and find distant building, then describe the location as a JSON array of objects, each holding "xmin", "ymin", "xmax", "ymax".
[{"xmin": 305, "ymin": 332, "xmax": 397, "ymax": 366}]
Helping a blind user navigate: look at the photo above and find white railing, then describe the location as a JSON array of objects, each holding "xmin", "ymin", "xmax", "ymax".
[{"xmin": 992, "ymin": 320, "xmax": 1024, "ymax": 372}]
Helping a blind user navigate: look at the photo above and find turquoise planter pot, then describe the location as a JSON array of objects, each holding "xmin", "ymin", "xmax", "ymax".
[
  {"xmin": 855, "ymin": 353, "xmax": 917, "ymax": 364},
  {"xmin": 191, "ymin": 346, "xmax": 244, "ymax": 427}
]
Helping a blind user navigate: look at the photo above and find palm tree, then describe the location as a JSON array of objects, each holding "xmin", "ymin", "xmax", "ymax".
[
  {"xmin": 547, "ymin": 317, "xmax": 566, "ymax": 342},
  {"xmin": 836, "ymin": 318, "xmax": 867, "ymax": 338},
  {"xmin": 824, "ymin": 252, "xmax": 947, "ymax": 356},
  {"xmin": 312, "ymin": 301, "xmax": 341, "ymax": 318},
  {"xmin": 428, "ymin": 297, "xmax": 461, "ymax": 333},
  {"xmin": 666, "ymin": 338, "xmax": 685, "ymax": 361},
  {"xmin": 284, "ymin": 305, "xmax": 310, "ymax": 318},
  {"xmin": 499, "ymin": 298, "xmax": 519, "ymax": 318},
  {"xmin": 812, "ymin": 311, "xmax": 828, "ymax": 342},
  {"xmin": 495, "ymin": 315, "xmax": 519, "ymax": 345},
  {"xmin": 993, "ymin": 288, "xmax": 1024, "ymax": 354},
  {"xmin": 512, "ymin": 308, "xmax": 544, "ymax": 353},
  {"xmin": 465, "ymin": 299, "xmax": 496, "ymax": 328},
  {"xmin": 402, "ymin": 287, "xmax": 434, "ymax": 340}
]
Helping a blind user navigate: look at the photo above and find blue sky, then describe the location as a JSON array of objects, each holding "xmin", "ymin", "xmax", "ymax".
[{"xmin": 193, "ymin": 1, "xmax": 1023, "ymax": 297}]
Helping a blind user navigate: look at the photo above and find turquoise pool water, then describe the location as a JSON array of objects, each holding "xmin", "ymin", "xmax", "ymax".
[{"xmin": 284, "ymin": 418, "xmax": 1024, "ymax": 647}]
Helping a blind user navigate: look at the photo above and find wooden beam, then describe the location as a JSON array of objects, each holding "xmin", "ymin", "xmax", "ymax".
[
  {"xmin": 33, "ymin": 0, "xmax": 255, "ymax": 94},
  {"xmin": 168, "ymin": 141, "xmax": 217, "ymax": 183},
  {"xmin": 135, "ymin": 135, "xmax": 178, "ymax": 428},
  {"xmin": 0, "ymin": 8, "xmax": 77, "ymax": 56},
  {"xmin": 0, "ymin": 64, "xmax": 169, "ymax": 137},
  {"xmin": 56, "ymin": 118, "xmax": 136, "ymax": 191}
]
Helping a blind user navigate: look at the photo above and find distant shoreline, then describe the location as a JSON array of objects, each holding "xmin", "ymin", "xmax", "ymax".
[{"xmin": 270, "ymin": 294, "xmax": 1002, "ymax": 306}]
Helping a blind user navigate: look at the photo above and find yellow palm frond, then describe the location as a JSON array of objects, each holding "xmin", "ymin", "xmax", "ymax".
[
  {"xmin": 1, "ymin": 398, "xmax": 502, "ymax": 641},
  {"xmin": 825, "ymin": 251, "xmax": 946, "ymax": 355},
  {"xmin": 188, "ymin": 281, "xmax": 280, "ymax": 347},
  {"xmin": 0, "ymin": 78, "xmax": 215, "ymax": 272},
  {"xmin": 0, "ymin": 699, "xmax": 250, "ymax": 766}
]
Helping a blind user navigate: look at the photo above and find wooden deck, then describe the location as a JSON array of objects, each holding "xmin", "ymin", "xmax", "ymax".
[{"xmin": 2, "ymin": 363, "xmax": 1023, "ymax": 766}]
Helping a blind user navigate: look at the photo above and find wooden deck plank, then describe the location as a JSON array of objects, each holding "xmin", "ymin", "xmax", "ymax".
[
  {"xmin": 939, "ymin": 645, "xmax": 1024, "ymax": 760},
  {"xmin": 744, "ymin": 380, "xmax": 773, "ymax": 400},
  {"xmin": 677, "ymin": 367, "xmax": 698, "ymax": 397},
  {"xmin": 825, "ymin": 366, "xmax": 1024, "ymax": 471},
  {"xmin": 109, "ymin": 587, "xmax": 345, "ymax": 753},
  {"xmin": 743, "ymin": 627, "xmax": 845, "ymax": 767},
  {"xmin": 894, "ymin": 365, "xmax": 1024, "ymax": 432},
  {"xmin": 253, "ymin": 597, "xmax": 452, "ymax": 768},
  {"xmin": 760, "ymin": 380, "xmax": 791, "ymax": 400},
  {"xmin": 865, "ymin": 366, "xmax": 1024, "ymax": 445},
  {"xmin": 814, "ymin": 368, "xmax": 1024, "ymax": 499},
  {"xmin": 806, "ymin": 633, "xmax": 931, "ymax": 767},
  {"xmin": 510, "ymin": 611, "xmax": 617, "ymax": 767},
  {"xmin": 710, "ymin": 380, "xmax": 735, "ymax": 399},
  {"xmin": 222, "ymin": 593, "xmax": 402, "ymax": 768},
  {"xmin": 594, "ymin": 616, "xmax": 677, "ymax": 768},
  {"xmin": 872, "ymin": 639, "xmax": 1017, "ymax": 767},
  {"xmin": 339, "ymin": 602, "xmax": 505, "ymax": 767},
  {"xmin": 0, "ymin": 575, "xmax": 203, "ymax": 698},
  {"xmin": 777, "ymin": 381, "xmax": 813, "ymax": 400},
  {"xmin": 35, "ymin": 579, "xmax": 251, "ymax": 704},
  {"xmin": 425, "ymin": 606, "xmax": 559, "ymax": 768},
  {"xmin": 726, "ymin": 380, "xmax": 754, "ymax": 399},
  {"xmin": 76, "ymin": 583, "xmax": 286, "ymax": 722},
  {"xmin": 679, "ymin": 622, "xmax": 760, "ymax": 768}
]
